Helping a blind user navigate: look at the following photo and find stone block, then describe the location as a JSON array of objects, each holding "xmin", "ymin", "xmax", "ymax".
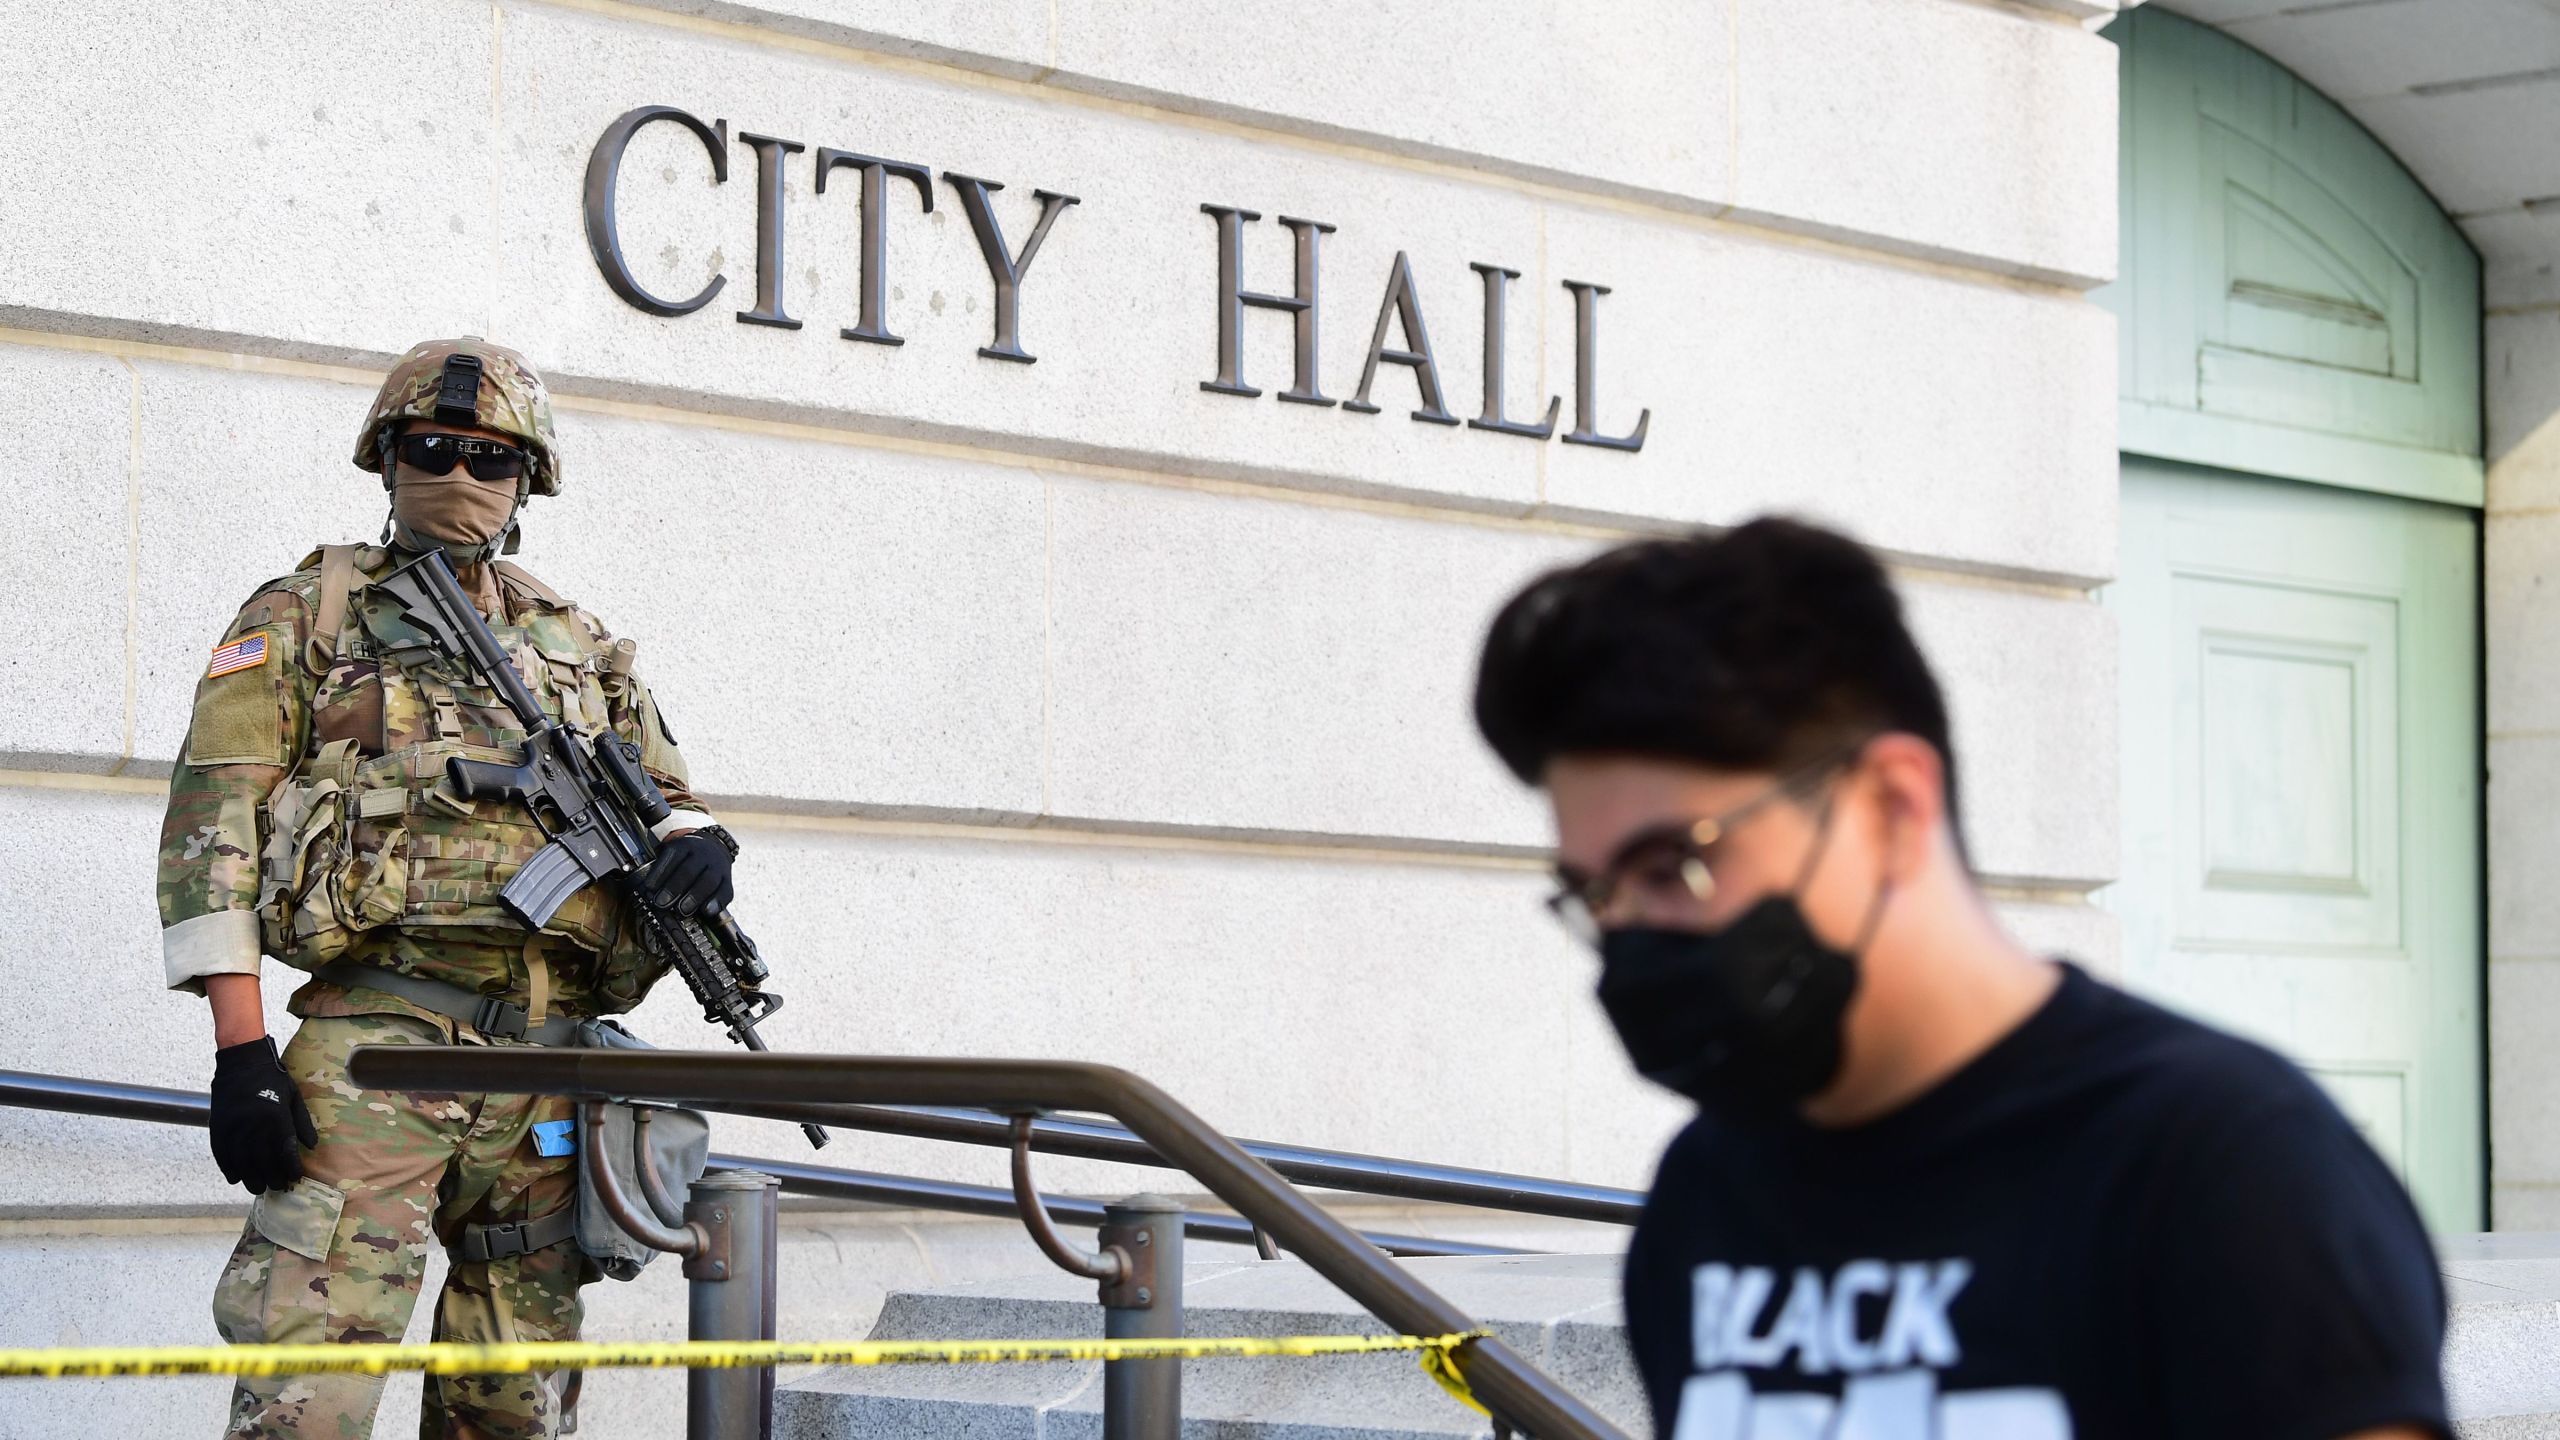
[
  {"xmin": 617, "ymin": 0, "xmax": 1055, "ymax": 77},
  {"xmin": 2490, "ymin": 738, "xmax": 2560, "ymax": 960},
  {"xmin": 1731, "ymin": 0, "xmax": 2119, "ymax": 287},
  {"xmin": 1902, "ymin": 581, "xmax": 2118, "ymax": 888},
  {"xmin": 2493, "ymin": 1183, "xmax": 2560, "ymax": 1233},
  {"xmin": 0, "ymin": 784, "xmax": 297, "ymax": 1216},
  {"xmin": 1041, "ymin": 474, "xmax": 1576, "ymax": 847},
  {"xmin": 0, "ymin": 346, "xmax": 133, "ymax": 773},
  {"xmin": 0, "ymin": 2, "xmax": 497, "ymax": 356},
  {"xmin": 0, "ymin": 1225, "xmax": 239, "ymax": 1438},
  {"xmin": 2490, "ymin": 311, "xmax": 2560, "ymax": 474},
  {"xmin": 1535, "ymin": 206, "xmax": 2120, "ymax": 587},
  {"xmin": 527, "ymin": 408, "xmax": 1049, "ymax": 816},
  {"xmin": 129, "ymin": 361, "xmax": 383, "ymax": 770},
  {"xmin": 2491, "ymin": 958, "xmax": 2560, "ymax": 1186},
  {"xmin": 2489, "ymin": 512, "xmax": 2560, "ymax": 733},
  {"xmin": 1044, "ymin": 0, "xmax": 1736, "ymax": 212},
  {"xmin": 2479, "ymin": 227, "xmax": 2560, "ymax": 314}
]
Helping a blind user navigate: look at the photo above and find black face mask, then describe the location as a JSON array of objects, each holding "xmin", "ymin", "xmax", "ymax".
[
  {"xmin": 1593, "ymin": 795, "xmax": 1884, "ymax": 1116},
  {"xmin": 1595, "ymin": 903, "xmax": 1862, "ymax": 1115}
]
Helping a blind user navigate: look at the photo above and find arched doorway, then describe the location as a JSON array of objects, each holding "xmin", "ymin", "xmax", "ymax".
[{"xmin": 2103, "ymin": 8, "xmax": 2486, "ymax": 1231}]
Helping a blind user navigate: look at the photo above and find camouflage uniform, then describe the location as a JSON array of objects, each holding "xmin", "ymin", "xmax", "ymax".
[{"xmin": 158, "ymin": 339, "xmax": 712, "ymax": 1439}]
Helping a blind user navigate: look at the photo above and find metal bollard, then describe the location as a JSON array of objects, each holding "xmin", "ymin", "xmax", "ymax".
[
  {"xmin": 1096, "ymin": 1194, "xmax": 1185, "ymax": 1440},
  {"xmin": 684, "ymin": 1169, "xmax": 781, "ymax": 1440}
]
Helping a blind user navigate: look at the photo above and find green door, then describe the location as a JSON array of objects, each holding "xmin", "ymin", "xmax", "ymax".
[{"xmin": 2113, "ymin": 458, "xmax": 2482, "ymax": 1230}]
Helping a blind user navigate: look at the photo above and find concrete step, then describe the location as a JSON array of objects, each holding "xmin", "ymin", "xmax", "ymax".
[
  {"xmin": 773, "ymin": 1252, "xmax": 1647, "ymax": 1440},
  {"xmin": 2443, "ymin": 1233, "xmax": 2560, "ymax": 1437}
]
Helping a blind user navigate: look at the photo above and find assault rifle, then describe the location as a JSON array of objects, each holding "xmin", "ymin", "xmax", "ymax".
[{"xmin": 374, "ymin": 549, "xmax": 827, "ymax": 1149}]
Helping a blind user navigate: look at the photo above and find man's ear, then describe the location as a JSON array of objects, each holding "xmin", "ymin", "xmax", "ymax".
[{"xmin": 1864, "ymin": 733, "xmax": 1946, "ymax": 882}]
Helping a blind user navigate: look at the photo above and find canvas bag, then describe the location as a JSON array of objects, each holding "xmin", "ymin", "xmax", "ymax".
[{"xmin": 572, "ymin": 1019, "xmax": 713, "ymax": 1281}]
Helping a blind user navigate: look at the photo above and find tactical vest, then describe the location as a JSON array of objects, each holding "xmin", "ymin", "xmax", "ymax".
[{"xmin": 256, "ymin": 545, "xmax": 659, "ymax": 1008}]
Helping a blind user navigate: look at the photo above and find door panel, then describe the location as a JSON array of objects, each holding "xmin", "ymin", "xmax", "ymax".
[
  {"xmin": 2178, "ymin": 575, "xmax": 2398, "ymax": 948},
  {"xmin": 2114, "ymin": 457, "xmax": 2480, "ymax": 1230}
]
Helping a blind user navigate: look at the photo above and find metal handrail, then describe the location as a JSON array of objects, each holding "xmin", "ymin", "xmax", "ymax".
[
  {"xmin": 708, "ymin": 1098, "xmax": 1644, "ymax": 1224},
  {"xmin": 343, "ymin": 1047, "xmax": 1632, "ymax": 1440},
  {"xmin": 0, "ymin": 1069, "xmax": 1521, "ymax": 1260}
]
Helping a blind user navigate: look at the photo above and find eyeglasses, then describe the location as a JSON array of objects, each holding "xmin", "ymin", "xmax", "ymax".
[
  {"xmin": 1543, "ymin": 749, "xmax": 1862, "ymax": 948},
  {"xmin": 398, "ymin": 432, "xmax": 528, "ymax": 483}
]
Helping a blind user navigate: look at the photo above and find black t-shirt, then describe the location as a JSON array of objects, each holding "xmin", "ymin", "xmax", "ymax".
[{"xmin": 1621, "ymin": 963, "xmax": 2447, "ymax": 1440}]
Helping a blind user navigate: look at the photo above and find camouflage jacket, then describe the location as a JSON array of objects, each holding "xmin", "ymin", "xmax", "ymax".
[{"xmin": 156, "ymin": 544, "xmax": 711, "ymax": 1020}]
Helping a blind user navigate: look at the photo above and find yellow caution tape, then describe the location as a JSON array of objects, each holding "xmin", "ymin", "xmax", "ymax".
[
  {"xmin": 1418, "ymin": 1339, "xmax": 1490, "ymax": 1417},
  {"xmin": 0, "ymin": 1331, "xmax": 1489, "ymax": 1381}
]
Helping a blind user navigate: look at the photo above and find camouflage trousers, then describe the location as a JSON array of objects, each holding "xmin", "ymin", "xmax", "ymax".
[{"xmin": 211, "ymin": 1013, "xmax": 594, "ymax": 1439}]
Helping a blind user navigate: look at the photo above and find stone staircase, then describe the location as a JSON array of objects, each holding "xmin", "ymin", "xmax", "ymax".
[
  {"xmin": 777, "ymin": 1239, "xmax": 2560, "ymax": 1439},
  {"xmin": 773, "ymin": 1252, "xmax": 1647, "ymax": 1439}
]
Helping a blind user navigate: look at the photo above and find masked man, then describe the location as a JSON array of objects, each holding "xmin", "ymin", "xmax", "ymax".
[
  {"xmin": 1473, "ymin": 519, "xmax": 2448, "ymax": 1440},
  {"xmin": 157, "ymin": 337, "xmax": 739, "ymax": 1438}
]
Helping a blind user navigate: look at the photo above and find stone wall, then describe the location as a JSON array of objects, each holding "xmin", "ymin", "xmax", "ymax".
[{"xmin": 0, "ymin": 0, "xmax": 2121, "ymax": 1213}]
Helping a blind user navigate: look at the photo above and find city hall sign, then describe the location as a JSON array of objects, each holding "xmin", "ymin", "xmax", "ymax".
[{"xmin": 581, "ymin": 105, "xmax": 1651, "ymax": 452}]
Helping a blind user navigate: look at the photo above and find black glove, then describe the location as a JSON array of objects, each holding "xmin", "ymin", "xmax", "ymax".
[
  {"xmin": 642, "ymin": 830, "xmax": 735, "ymax": 918},
  {"xmin": 209, "ymin": 1037, "xmax": 317, "ymax": 1196}
]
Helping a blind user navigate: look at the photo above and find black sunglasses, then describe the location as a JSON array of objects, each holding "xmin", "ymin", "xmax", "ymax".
[{"xmin": 398, "ymin": 432, "xmax": 528, "ymax": 482}]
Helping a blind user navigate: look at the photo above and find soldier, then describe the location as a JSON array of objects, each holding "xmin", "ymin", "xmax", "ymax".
[{"xmin": 157, "ymin": 337, "xmax": 739, "ymax": 1438}]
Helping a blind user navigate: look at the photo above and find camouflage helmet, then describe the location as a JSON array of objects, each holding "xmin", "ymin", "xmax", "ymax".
[{"xmin": 352, "ymin": 337, "xmax": 562, "ymax": 496}]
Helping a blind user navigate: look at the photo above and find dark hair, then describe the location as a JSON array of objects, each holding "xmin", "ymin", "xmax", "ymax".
[{"xmin": 1473, "ymin": 517, "xmax": 1961, "ymax": 835}]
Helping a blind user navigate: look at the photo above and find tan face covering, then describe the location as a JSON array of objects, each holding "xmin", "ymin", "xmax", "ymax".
[{"xmin": 391, "ymin": 470, "xmax": 519, "ymax": 550}]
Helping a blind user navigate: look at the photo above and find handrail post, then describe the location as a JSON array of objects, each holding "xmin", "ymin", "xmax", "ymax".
[
  {"xmin": 1097, "ymin": 1194, "xmax": 1183, "ymax": 1440},
  {"xmin": 684, "ymin": 1169, "xmax": 779, "ymax": 1440}
]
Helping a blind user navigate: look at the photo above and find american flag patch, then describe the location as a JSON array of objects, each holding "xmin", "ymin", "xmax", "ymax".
[{"xmin": 206, "ymin": 634, "xmax": 269, "ymax": 679}]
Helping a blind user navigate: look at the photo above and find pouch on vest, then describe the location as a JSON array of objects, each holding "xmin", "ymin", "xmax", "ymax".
[
  {"xmin": 571, "ymin": 1018, "xmax": 712, "ymax": 1282},
  {"xmin": 256, "ymin": 742, "xmax": 409, "ymax": 970}
]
